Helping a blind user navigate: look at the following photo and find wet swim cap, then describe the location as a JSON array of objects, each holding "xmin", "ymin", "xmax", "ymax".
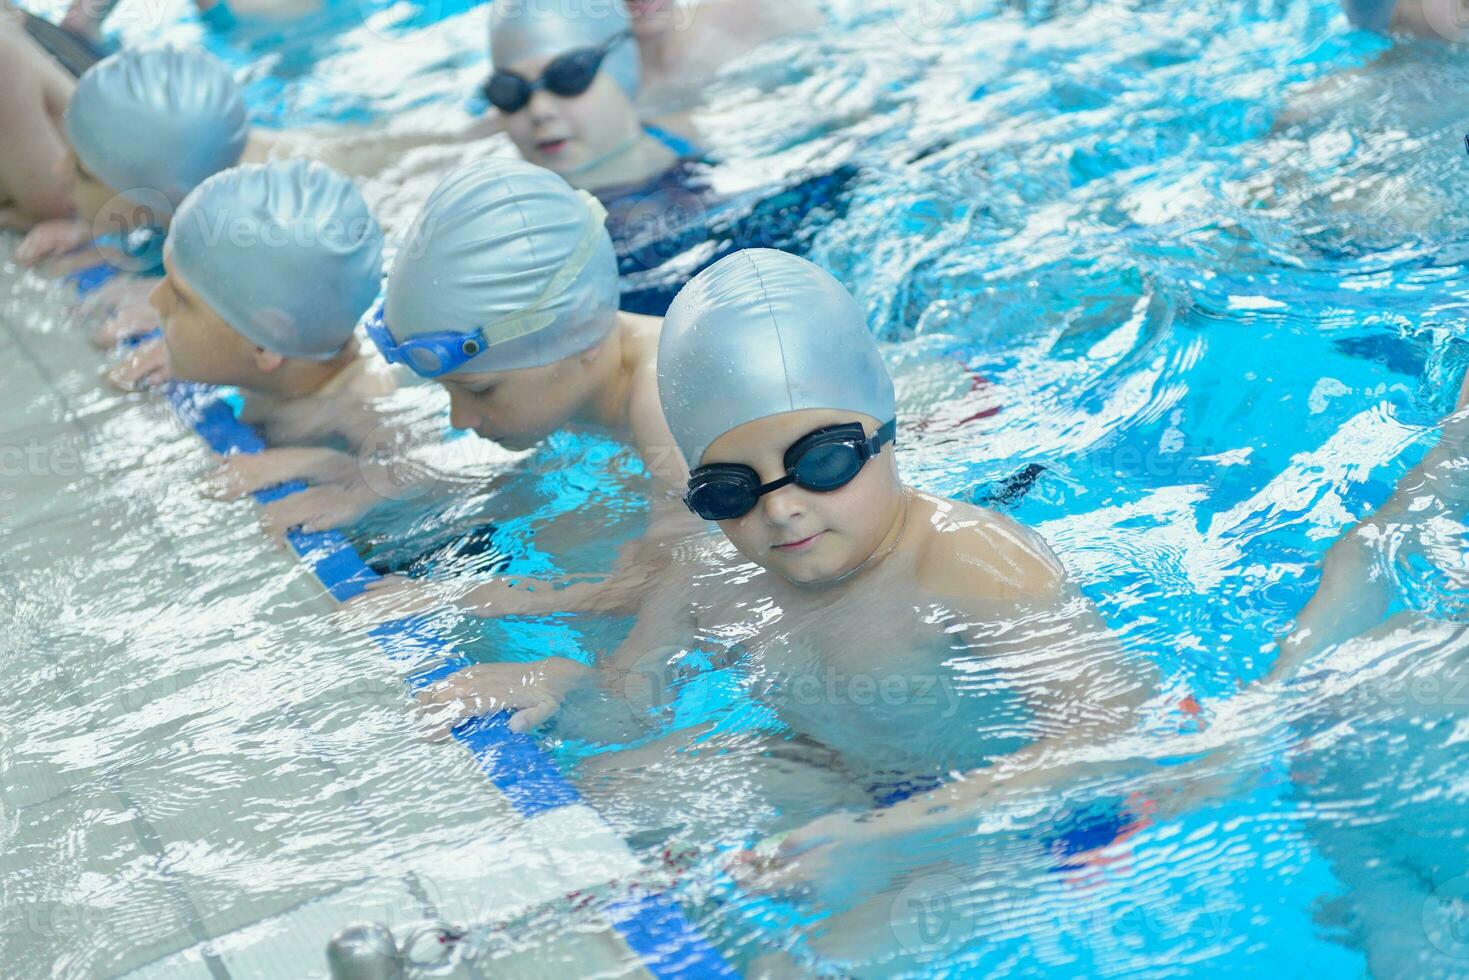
[
  {"xmin": 65, "ymin": 47, "xmax": 248, "ymax": 207},
  {"xmin": 658, "ymin": 249, "xmax": 895, "ymax": 467},
  {"xmin": 167, "ymin": 160, "xmax": 384, "ymax": 361},
  {"xmin": 1342, "ymin": 0, "xmax": 1396, "ymax": 31},
  {"xmin": 490, "ymin": 0, "xmax": 640, "ymax": 97},
  {"xmin": 382, "ymin": 158, "xmax": 620, "ymax": 375}
]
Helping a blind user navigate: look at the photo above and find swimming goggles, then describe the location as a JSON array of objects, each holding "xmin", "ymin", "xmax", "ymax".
[
  {"xmin": 684, "ymin": 419, "xmax": 898, "ymax": 522},
  {"xmin": 482, "ymin": 31, "xmax": 633, "ymax": 114},
  {"xmin": 365, "ymin": 193, "xmax": 609, "ymax": 379}
]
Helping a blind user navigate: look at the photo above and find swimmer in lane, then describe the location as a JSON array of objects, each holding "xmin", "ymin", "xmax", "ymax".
[
  {"xmin": 415, "ymin": 250, "xmax": 1159, "ymax": 966},
  {"xmin": 16, "ymin": 47, "xmax": 253, "ymax": 280},
  {"xmin": 229, "ymin": 158, "xmax": 706, "ymax": 614},
  {"xmin": 488, "ymin": 0, "xmax": 698, "ymax": 197},
  {"xmin": 118, "ymin": 160, "xmax": 394, "ymax": 475},
  {"xmin": 0, "ymin": 8, "xmax": 78, "ymax": 229}
]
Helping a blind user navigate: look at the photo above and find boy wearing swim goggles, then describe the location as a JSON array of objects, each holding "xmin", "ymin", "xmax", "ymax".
[
  {"xmin": 417, "ymin": 252, "xmax": 1155, "ymax": 947},
  {"xmin": 336, "ymin": 158, "xmax": 706, "ymax": 620},
  {"xmin": 487, "ymin": 0, "xmax": 695, "ymax": 193}
]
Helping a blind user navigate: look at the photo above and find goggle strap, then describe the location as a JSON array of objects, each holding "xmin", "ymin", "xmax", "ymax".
[
  {"xmin": 468, "ymin": 192, "xmax": 608, "ymax": 348},
  {"xmin": 864, "ymin": 418, "xmax": 898, "ymax": 459}
]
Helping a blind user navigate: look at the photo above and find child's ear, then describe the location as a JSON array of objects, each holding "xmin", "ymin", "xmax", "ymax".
[{"xmin": 254, "ymin": 348, "xmax": 286, "ymax": 373}]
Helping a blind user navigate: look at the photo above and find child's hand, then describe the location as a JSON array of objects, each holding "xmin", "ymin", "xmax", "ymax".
[
  {"xmin": 415, "ymin": 657, "xmax": 589, "ymax": 735},
  {"xmin": 344, "ymin": 573, "xmax": 451, "ymax": 620},
  {"xmin": 15, "ymin": 218, "xmax": 90, "ymax": 266},
  {"xmin": 77, "ymin": 274, "xmax": 151, "ymax": 321},
  {"xmin": 730, "ymin": 809, "xmax": 906, "ymax": 900},
  {"xmin": 259, "ymin": 482, "xmax": 379, "ymax": 538},
  {"xmin": 105, "ymin": 338, "xmax": 171, "ymax": 391},
  {"xmin": 204, "ymin": 447, "xmax": 358, "ymax": 499},
  {"xmin": 92, "ymin": 303, "xmax": 161, "ymax": 349}
]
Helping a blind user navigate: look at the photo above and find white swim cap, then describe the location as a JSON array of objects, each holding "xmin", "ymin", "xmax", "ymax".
[
  {"xmin": 65, "ymin": 47, "xmax": 248, "ymax": 208},
  {"xmin": 658, "ymin": 249, "xmax": 895, "ymax": 467},
  {"xmin": 490, "ymin": 0, "xmax": 640, "ymax": 97},
  {"xmin": 382, "ymin": 158, "xmax": 620, "ymax": 375},
  {"xmin": 167, "ymin": 160, "xmax": 384, "ymax": 361}
]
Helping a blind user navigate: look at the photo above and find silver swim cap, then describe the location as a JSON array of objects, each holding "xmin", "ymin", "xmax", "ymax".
[
  {"xmin": 382, "ymin": 158, "xmax": 620, "ymax": 375},
  {"xmin": 167, "ymin": 160, "xmax": 384, "ymax": 361},
  {"xmin": 65, "ymin": 47, "xmax": 248, "ymax": 208},
  {"xmin": 658, "ymin": 249, "xmax": 895, "ymax": 467},
  {"xmin": 490, "ymin": 0, "xmax": 639, "ymax": 97}
]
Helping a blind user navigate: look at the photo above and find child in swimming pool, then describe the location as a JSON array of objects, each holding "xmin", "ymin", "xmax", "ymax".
[
  {"xmin": 250, "ymin": 158, "xmax": 705, "ymax": 615},
  {"xmin": 15, "ymin": 47, "xmax": 253, "ymax": 277},
  {"xmin": 10, "ymin": 46, "xmax": 265, "ymax": 350},
  {"xmin": 416, "ymin": 250, "xmax": 1157, "ymax": 917},
  {"xmin": 0, "ymin": 10, "xmax": 76, "ymax": 229},
  {"xmin": 14, "ymin": 46, "xmax": 383, "ymax": 334},
  {"xmin": 119, "ymin": 159, "xmax": 395, "ymax": 474},
  {"xmin": 487, "ymin": 0, "xmax": 699, "ymax": 198}
]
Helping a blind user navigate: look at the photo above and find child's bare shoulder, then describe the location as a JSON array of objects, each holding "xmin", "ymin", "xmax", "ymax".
[{"xmin": 913, "ymin": 494, "xmax": 1068, "ymax": 604}]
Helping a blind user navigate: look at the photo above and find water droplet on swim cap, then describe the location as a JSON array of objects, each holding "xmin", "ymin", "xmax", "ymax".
[
  {"xmin": 383, "ymin": 158, "xmax": 619, "ymax": 375},
  {"xmin": 65, "ymin": 47, "xmax": 248, "ymax": 209},
  {"xmin": 490, "ymin": 0, "xmax": 640, "ymax": 97},
  {"xmin": 167, "ymin": 159, "xmax": 383, "ymax": 360},
  {"xmin": 658, "ymin": 249, "xmax": 895, "ymax": 467}
]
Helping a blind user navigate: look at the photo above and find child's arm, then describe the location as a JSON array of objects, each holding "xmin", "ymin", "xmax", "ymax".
[
  {"xmin": 414, "ymin": 574, "xmax": 698, "ymax": 742},
  {"xmin": 1270, "ymin": 373, "xmax": 1469, "ymax": 683},
  {"xmin": 0, "ymin": 30, "xmax": 74, "ymax": 226},
  {"xmin": 105, "ymin": 336, "xmax": 173, "ymax": 391}
]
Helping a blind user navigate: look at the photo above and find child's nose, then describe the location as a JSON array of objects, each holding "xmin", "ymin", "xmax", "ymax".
[
  {"xmin": 761, "ymin": 484, "xmax": 806, "ymax": 525},
  {"xmin": 448, "ymin": 390, "xmax": 478, "ymax": 431},
  {"xmin": 527, "ymin": 89, "xmax": 559, "ymax": 124},
  {"xmin": 146, "ymin": 280, "xmax": 168, "ymax": 314}
]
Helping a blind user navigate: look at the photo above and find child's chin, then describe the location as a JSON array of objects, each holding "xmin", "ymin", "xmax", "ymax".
[{"xmin": 771, "ymin": 553, "xmax": 845, "ymax": 587}]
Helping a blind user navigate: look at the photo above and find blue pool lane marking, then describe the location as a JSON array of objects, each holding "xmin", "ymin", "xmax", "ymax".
[{"xmin": 153, "ymin": 380, "xmax": 733, "ymax": 977}]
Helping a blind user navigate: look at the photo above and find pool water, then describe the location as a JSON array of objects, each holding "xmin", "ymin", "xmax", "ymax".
[{"xmin": 6, "ymin": 0, "xmax": 1469, "ymax": 975}]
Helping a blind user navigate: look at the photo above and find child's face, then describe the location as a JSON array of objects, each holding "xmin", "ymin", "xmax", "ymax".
[
  {"xmin": 700, "ymin": 409, "xmax": 904, "ymax": 586},
  {"xmin": 500, "ymin": 54, "xmax": 641, "ymax": 178},
  {"xmin": 149, "ymin": 256, "xmax": 263, "ymax": 385},
  {"xmin": 437, "ymin": 339, "xmax": 612, "ymax": 450}
]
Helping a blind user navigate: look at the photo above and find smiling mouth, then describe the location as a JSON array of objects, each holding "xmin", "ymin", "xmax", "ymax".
[
  {"xmin": 773, "ymin": 531, "xmax": 825, "ymax": 553},
  {"xmin": 536, "ymin": 137, "xmax": 571, "ymax": 155}
]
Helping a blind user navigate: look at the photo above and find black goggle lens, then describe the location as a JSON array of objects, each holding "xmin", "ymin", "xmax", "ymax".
[
  {"xmin": 791, "ymin": 440, "xmax": 863, "ymax": 491},
  {"xmin": 483, "ymin": 47, "xmax": 607, "ymax": 113},
  {"xmin": 543, "ymin": 49, "xmax": 602, "ymax": 97},
  {"xmin": 686, "ymin": 476, "xmax": 759, "ymax": 522},
  {"xmin": 484, "ymin": 72, "xmax": 532, "ymax": 113},
  {"xmin": 686, "ymin": 432, "xmax": 880, "ymax": 522}
]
